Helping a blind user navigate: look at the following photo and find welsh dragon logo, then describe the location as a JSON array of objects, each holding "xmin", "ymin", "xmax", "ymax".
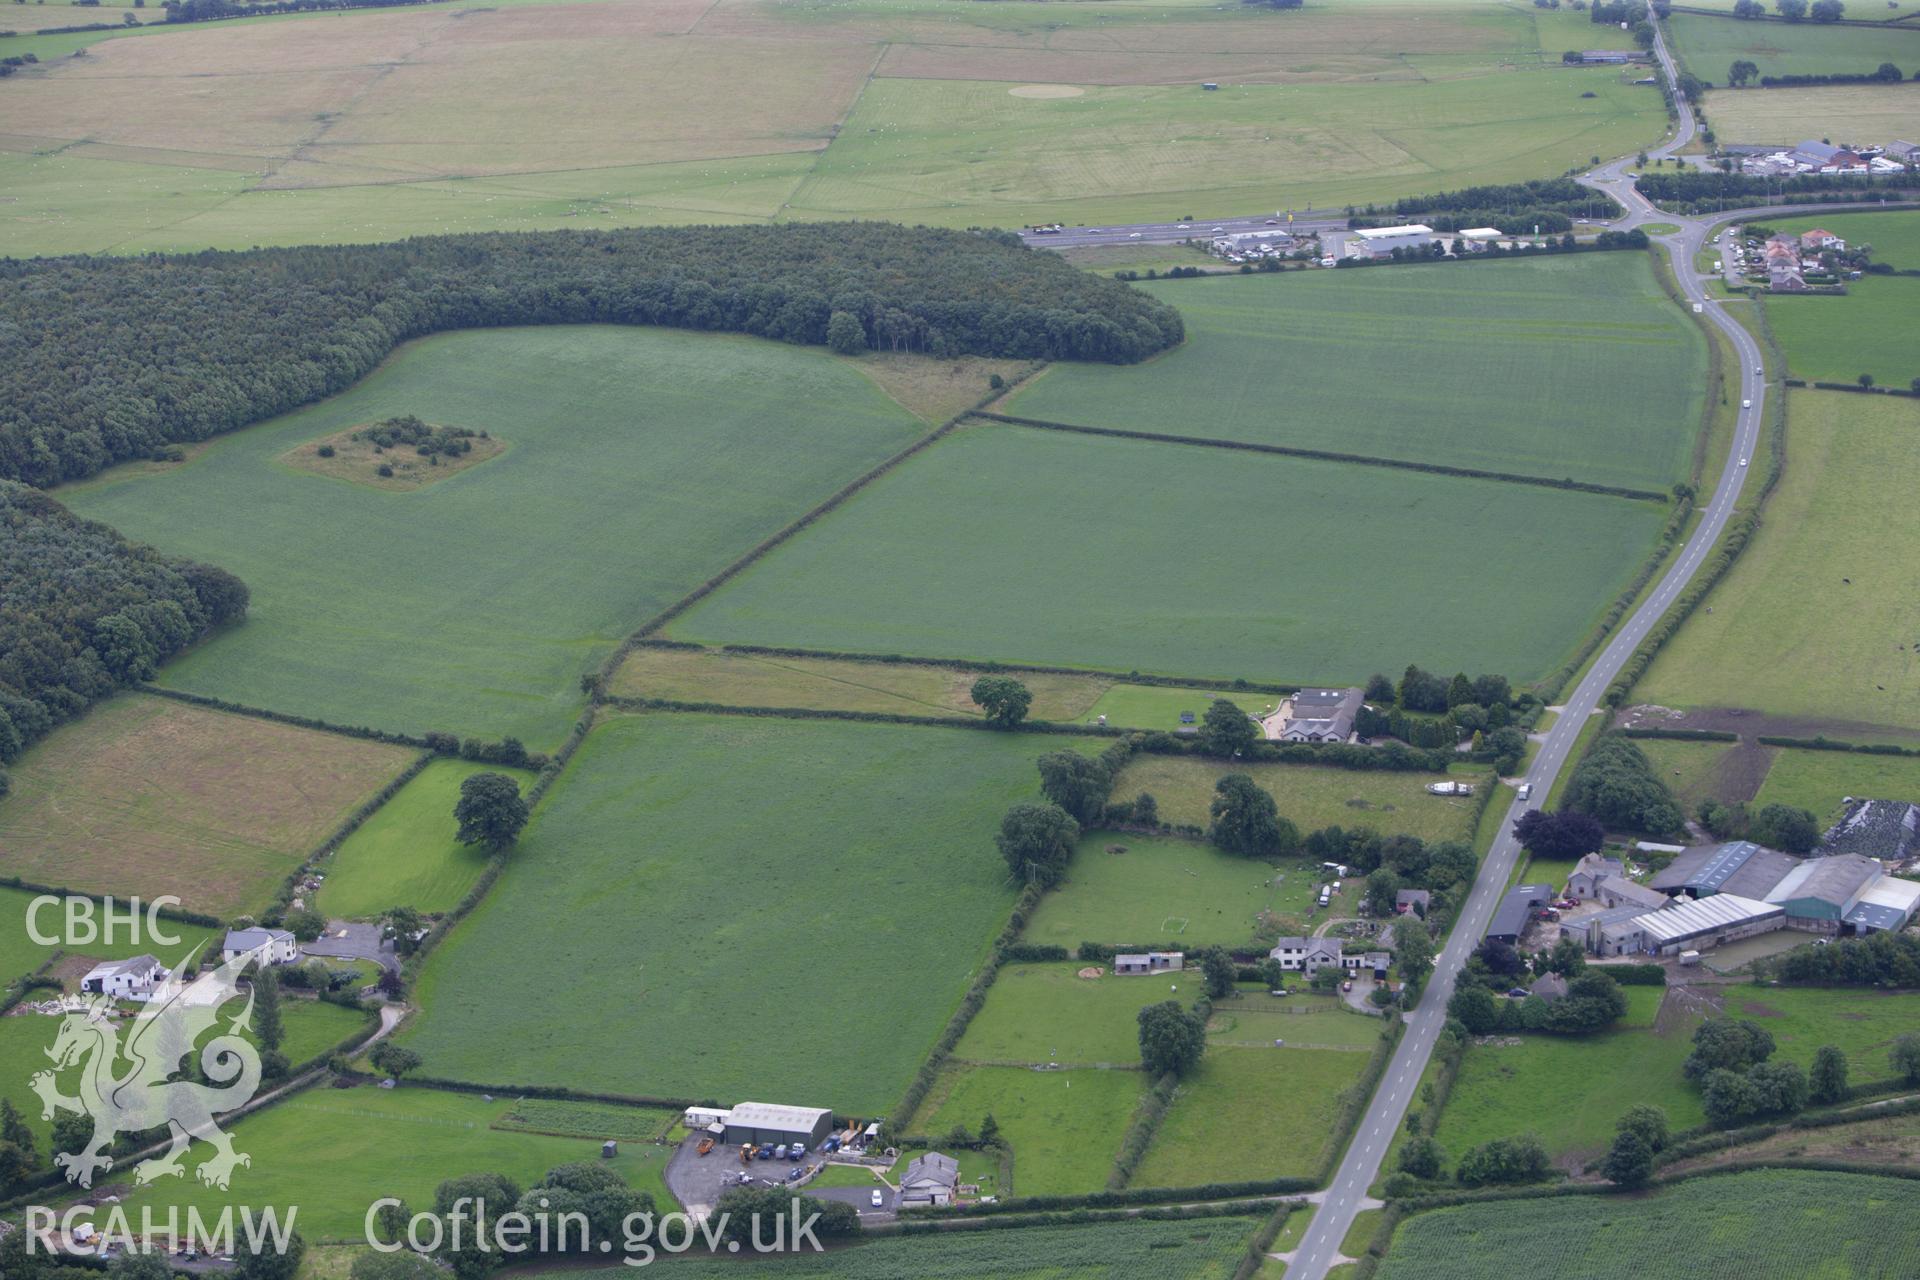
[{"xmin": 31, "ymin": 945, "xmax": 263, "ymax": 1190}]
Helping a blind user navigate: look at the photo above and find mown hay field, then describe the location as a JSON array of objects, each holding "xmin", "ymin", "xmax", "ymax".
[
  {"xmin": 1107, "ymin": 755, "xmax": 1488, "ymax": 841},
  {"xmin": 1669, "ymin": 12, "xmax": 1920, "ymax": 79},
  {"xmin": 1703, "ymin": 80, "xmax": 1920, "ymax": 144},
  {"xmin": 1010, "ymin": 257, "xmax": 1707, "ymax": 493},
  {"xmin": 1639, "ymin": 392, "xmax": 1920, "ymax": 730},
  {"xmin": 402, "ymin": 714, "xmax": 1098, "ymax": 1112},
  {"xmin": 61, "ymin": 326, "xmax": 926, "ymax": 745},
  {"xmin": 955, "ymin": 962, "xmax": 1199, "ymax": 1067},
  {"xmin": 668, "ymin": 425, "xmax": 1669, "ymax": 687},
  {"xmin": 315, "ymin": 759, "xmax": 536, "ymax": 919},
  {"xmin": 1134, "ymin": 1043, "xmax": 1370, "ymax": 1186},
  {"xmin": 909, "ymin": 1063, "xmax": 1144, "ymax": 1197},
  {"xmin": 0, "ymin": 694, "xmax": 415, "ymax": 916},
  {"xmin": 1375, "ymin": 1169, "xmax": 1920, "ymax": 1280}
]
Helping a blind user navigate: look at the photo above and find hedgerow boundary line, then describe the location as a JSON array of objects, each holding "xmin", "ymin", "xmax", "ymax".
[{"xmin": 966, "ymin": 412, "xmax": 1670, "ymax": 502}]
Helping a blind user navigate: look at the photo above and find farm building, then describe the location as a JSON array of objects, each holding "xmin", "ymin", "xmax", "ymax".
[
  {"xmin": 1597, "ymin": 878, "xmax": 1667, "ymax": 911},
  {"xmin": 1348, "ymin": 225, "xmax": 1432, "ymax": 258},
  {"xmin": 1579, "ymin": 49, "xmax": 1634, "ymax": 63},
  {"xmin": 80, "ymin": 954, "xmax": 166, "ymax": 998},
  {"xmin": 222, "ymin": 927, "xmax": 299, "ymax": 967},
  {"xmin": 1396, "ymin": 889, "xmax": 1431, "ymax": 916},
  {"xmin": 1820, "ymin": 799, "xmax": 1919, "ymax": 860},
  {"xmin": 1631, "ymin": 893, "xmax": 1784, "ymax": 956},
  {"xmin": 1765, "ymin": 854, "xmax": 1886, "ymax": 933},
  {"xmin": 1456, "ymin": 228, "xmax": 1505, "ymax": 250},
  {"xmin": 1485, "ymin": 884, "xmax": 1553, "ymax": 944},
  {"xmin": 722, "ymin": 1102, "xmax": 833, "ymax": 1150},
  {"xmin": 898, "ymin": 1152, "xmax": 960, "ymax": 1207},
  {"xmin": 1270, "ymin": 936, "xmax": 1342, "ymax": 974},
  {"xmin": 683, "ymin": 1106, "xmax": 730, "ymax": 1131},
  {"xmin": 1649, "ymin": 841, "xmax": 1797, "ymax": 901},
  {"xmin": 1265, "ymin": 687, "xmax": 1362, "ymax": 743},
  {"xmin": 1565, "ymin": 853, "xmax": 1624, "ymax": 901},
  {"xmin": 1845, "ymin": 876, "xmax": 1920, "ymax": 934},
  {"xmin": 1114, "ymin": 951, "xmax": 1183, "ymax": 975}
]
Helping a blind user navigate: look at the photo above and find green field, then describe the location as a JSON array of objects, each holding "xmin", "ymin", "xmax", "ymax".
[
  {"xmin": 60, "ymin": 327, "xmax": 925, "ymax": 745},
  {"xmin": 670, "ymin": 424, "xmax": 1668, "ymax": 686},
  {"xmin": 64, "ymin": 1085, "xmax": 672, "ymax": 1240},
  {"xmin": 956, "ymin": 962, "xmax": 1203, "ymax": 1067},
  {"xmin": 1009, "ymin": 258, "xmax": 1707, "ymax": 492},
  {"xmin": 1670, "ymin": 12, "xmax": 1920, "ymax": 80},
  {"xmin": 1205, "ymin": 999, "xmax": 1388, "ymax": 1051},
  {"xmin": 1134, "ymin": 1045, "xmax": 1365, "ymax": 1187},
  {"xmin": 1756, "ymin": 747, "xmax": 1920, "ymax": 818},
  {"xmin": 1022, "ymin": 834, "xmax": 1317, "ymax": 950},
  {"xmin": 909, "ymin": 1063, "xmax": 1143, "ymax": 1197},
  {"xmin": 1376, "ymin": 1169, "xmax": 1920, "ymax": 1280},
  {"xmin": 1719, "ymin": 985, "xmax": 1920, "ymax": 1080},
  {"xmin": 316, "ymin": 759, "xmax": 536, "ymax": 919},
  {"xmin": 0, "ymin": 694, "xmax": 415, "ymax": 917},
  {"xmin": 1432, "ymin": 986, "xmax": 1705, "ymax": 1170},
  {"xmin": 1639, "ymin": 392, "xmax": 1920, "ymax": 730},
  {"xmin": 1769, "ymin": 210, "xmax": 1920, "ymax": 269},
  {"xmin": 1076, "ymin": 685, "xmax": 1280, "ymax": 732},
  {"xmin": 1109, "ymin": 755, "xmax": 1486, "ymax": 843},
  {"xmin": 1766, "ymin": 277, "xmax": 1920, "ymax": 389},
  {"xmin": 403, "ymin": 714, "xmax": 1095, "ymax": 1111},
  {"xmin": 0, "ymin": 885, "xmax": 223, "ymax": 988},
  {"xmin": 0, "ymin": 0, "xmax": 1664, "ymax": 256},
  {"xmin": 493, "ymin": 1097, "xmax": 680, "ymax": 1143},
  {"xmin": 1704, "ymin": 80, "xmax": 1920, "ymax": 145},
  {"xmin": 534, "ymin": 1213, "xmax": 1261, "ymax": 1280}
]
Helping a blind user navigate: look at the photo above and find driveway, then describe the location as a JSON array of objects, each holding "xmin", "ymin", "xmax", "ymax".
[
  {"xmin": 301, "ymin": 921, "xmax": 398, "ymax": 973},
  {"xmin": 809, "ymin": 1185, "xmax": 897, "ymax": 1221}
]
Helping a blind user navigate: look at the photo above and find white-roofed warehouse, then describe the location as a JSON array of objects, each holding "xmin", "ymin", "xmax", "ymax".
[{"xmin": 1633, "ymin": 893, "xmax": 1784, "ymax": 955}]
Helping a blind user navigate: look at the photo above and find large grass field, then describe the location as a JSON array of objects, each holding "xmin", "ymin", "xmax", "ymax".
[
  {"xmin": 955, "ymin": 962, "xmax": 1198, "ymax": 1067},
  {"xmin": 1765, "ymin": 276, "xmax": 1920, "ymax": 389},
  {"xmin": 1009, "ymin": 258, "xmax": 1708, "ymax": 492},
  {"xmin": 61, "ymin": 327, "xmax": 926, "ymax": 745},
  {"xmin": 1755, "ymin": 747, "xmax": 1920, "ymax": 818},
  {"xmin": 909, "ymin": 1063, "xmax": 1143, "ymax": 1197},
  {"xmin": 1718, "ymin": 985, "xmax": 1920, "ymax": 1081},
  {"xmin": 0, "ymin": 0, "xmax": 1666, "ymax": 256},
  {"xmin": 402, "ymin": 714, "xmax": 1096, "ymax": 1111},
  {"xmin": 532, "ymin": 1213, "xmax": 1262, "ymax": 1280},
  {"xmin": 1022, "ymin": 834, "xmax": 1319, "ymax": 950},
  {"xmin": 1431, "ymin": 986, "xmax": 1705, "ymax": 1171},
  {"xmin": 0, "ymin": 695, "xmax": 415, "ymax": 917},
  {"xmin": 1638, "ymin": 392, "xmax": 1920, "ymax": 731},
  {"xmin": 1134, "ymin": 1044, "xmax": 1367, "ymax": 1186},
  {"xmin": 1767, "ymin": 209, "xmax": 1920, "ymax": 269},
  {"xmin": 669, "ymin": 425, "xmax": 1669, "ymax": 687},
  {"xmin": 315, "ymin": 759, "xmax": 535, "ymax": 919},
  {"xmin": 1704, "ymin": 80, "xmax": 1920, "ymax": 144},
  {"xmin": 1376, "ymin": 1169, "xmax": 1920, "ymax": 1280},
  {"xmin": 62, "ymin": 1085, "xmax": 672, "ymax": 1241},
  {"xmin": 1108, "ymin": 755, "xmax": 1487, "ymax": 843},
  {"xmin": 1670, "ymin": 13, "xmax": 1920, "ymax": 80}
]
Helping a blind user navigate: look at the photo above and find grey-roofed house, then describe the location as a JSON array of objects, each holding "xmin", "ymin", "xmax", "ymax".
[
  {"xmin": 1270, "ymin": 936, "xmax": 1342, "ymax": 974},
  {"xmin": 1270, "ymin": 687, "xmax": 1364, "ymax": 744},
  {"xmin": 1821, "ymin": 799, "xmax": 1920, "ymax": 860},
  {"xmin": 1565, "ymin": 853, "xmax": 1624, "ymax": 901},
  {"xmin": 222, "ymin": 927, "xmax": 299, "ymax": 967},
  {"xmin": 1529, "ymin": 972, "xmax": 1569, "ymax": 1002},
  {"xmin": 1766, "ymin": 854, "xmax": 1884, "ymax": 932},
  {"xmin": 1395, "ymin": 888, "xmax": 1431, "ymax": 916},
  {"xmin": 898, "ymin": 1152, "xmax": 960, "ymax": 1207},
  {"xmin": 1649, "ymin": 841, "xmax": 1797, "ymax": 901},
  {"xmin": 1486, "ymin": 884, "xmax": 1552, "ymax": 944}
]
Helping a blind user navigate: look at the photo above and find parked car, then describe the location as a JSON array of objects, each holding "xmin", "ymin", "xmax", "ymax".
[
  {"xmin": 786, "ymin": 1167, "xmax": 803, "ymax": 1181},
  {"xmin": 789, "ymin": 1144, "xmax": 806, "ymax": 1160},
  {"xmin": 758, "ymin": 1144, "xmax": 776, "ymax": 1160},
  {"xmin": 1341, "ymin": 979, "xmax": 1353, "ymax": 992},
  {"xmin": 870, "ymin": 1189, "xmax": 885, "ymax": 1208},
  {"xmin": 1507, "ymin": 987, "xmax": 1529, "ymax": 998}
]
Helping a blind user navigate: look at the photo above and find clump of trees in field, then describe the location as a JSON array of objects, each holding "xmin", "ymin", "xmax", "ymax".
[
  {"xmin": 1560, "ymin": 735, "xmax": 1684, "ymax": 835},
  {"xmin": 0, "ymin": 224, "xmax": 1182, "ymax": 487},
  {"xmin": 1696, "ymin": 798, "xmax": 1820, "ymax": 852},
  {"xmin": 353, "ymin": 414, "xmax": 483, "ymax": 459},
  {"xmin": 0, "ymin": 481, "xmax": 248, "ymax": 789}
]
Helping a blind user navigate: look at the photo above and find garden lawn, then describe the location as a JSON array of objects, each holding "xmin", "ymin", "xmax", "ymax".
[
  {"xmin": 1765, "ymin": 275, "xmax": 1920, "ymax": 390},
  {"xmin": 68, "ymin": 1086, "xmax": 672, "ymax": 1241},
  {"xmin": 670, "ymin": 425, "xmax": 1667, "ymax": 687},
  {"xmin": 1668, "ymin": 13, "xmax": 1920, "ymax": 80},
  {"xmin": 1109, "ymin": 755, "xmax": 1486, "ymax": 843},
  {"xmin": 1376, "ymin": 1169, "xmax": 1920, "ymax": 1280},
  {"xmin": 1022, "ymin": 834, "xmax": 1304, "ymax": 950},
  {"xmin": 1007, "ymin": 256, "xmax": 1706, "ymax": 492},
  {"xmin": 0, "ymin": 694, "xmax": 416, "ymax": 917},
  {"xmin": 1133, "ymin": 1046, "xmax": 1366, "ymax": 1187},
  {"xmin": 402, "ymin": 714, "xmax": 1096, "ymax": 1111},
  {"xmin": 1205, "ymin": 1000, "xmax": 1389, "ymax": 1051},
  {"xmin": 316, "ymin": 759, "xmax": 536, "ymax": 919},
  {"xmin": 609, "ymin": 645, "xmax": 1111, "ymax": 722},
  {"xmin": 1077, "ymin": 685, "xmax": 1288, "ymax": 732},
  {"xmin": 1639, "ymin": 392, "xmax": 1920, "ymax": 730},
  {"xmin": 955, "ymin": 962, "xmax": 1201, "ymax": 1067},
  {"xmin": 60, "ymin": 326, "xmax": 926, "ymax": 745},
  {"xmin": 1755, "ymin": 747, "xmax": 1920, "ymax": 822},
  {"xmin": 909, "ymin": 1064, "xmax": 1143, "ymax": 1198},
  {"xmin": 1720, "ymin": 985, "xmax": 1920, "ymax": 1081},
  {"xmin": 1432, "ymin": 986, "xmax": 1704, "ymax": 1170}
]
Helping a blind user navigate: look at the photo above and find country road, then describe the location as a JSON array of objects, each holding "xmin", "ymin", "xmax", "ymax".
[{"xmin": 1278, "ymin": 22, "xmax": 1769, "ymax": 1279}]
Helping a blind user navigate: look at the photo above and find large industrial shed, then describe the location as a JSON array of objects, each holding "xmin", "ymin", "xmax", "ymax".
[
  {"xmin": 1485, "ymin": 884, "xmax": 1553, "ymax": 943},
  {"xmin": 1632, "ymin": 894, "xmax": 1784, "ymax": 956},
  {"xmin": 1847, "ymin": 877, "xmax": 1920, "ymax": 934},
  {"xmin": 1650, "ymin": 841, "xmax": 1798, "ymax": 900},
  {"xmin": 1766, "ymin": 854, "xmax": 1886, "ymax": 933},
  {"xmin": 722, "ymin": 1102, "xmax": 833, "ymax": 1149}
]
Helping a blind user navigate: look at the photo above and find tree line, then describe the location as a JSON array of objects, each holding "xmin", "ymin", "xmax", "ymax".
[
  {"xmin": 0, "ymin": 481, "xmax": 248, "ymax": 792},
  {"xmin": 0, "ymin": 223, "xmax": 1183, "ymax": 487}
]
